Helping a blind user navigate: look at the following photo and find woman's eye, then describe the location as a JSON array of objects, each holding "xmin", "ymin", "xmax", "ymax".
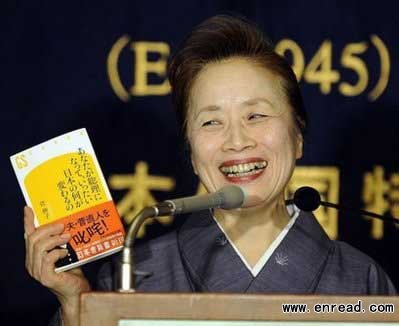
[
  {"xmin": 201, "ymin": 120, "xmax": 220, "ymax": 127},
  {"xmin": 248, "ymin": 113, "xmax": 267, "ymax": 120}
]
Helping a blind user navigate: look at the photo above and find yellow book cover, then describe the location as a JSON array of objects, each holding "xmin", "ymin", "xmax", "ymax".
[{"xmin": 10, "ymin": 128, "xmax": 125, "ymax": 272}]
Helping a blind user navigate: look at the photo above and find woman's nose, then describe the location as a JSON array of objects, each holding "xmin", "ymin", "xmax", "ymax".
[{"xmin": 222, "ymin": 123, "xmax": 256, "ymax": 152}]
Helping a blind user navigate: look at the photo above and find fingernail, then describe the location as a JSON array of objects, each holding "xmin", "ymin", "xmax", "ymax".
[{"xmin": 60, "ymin": 233, "xmax": 71, "ymax": 239}]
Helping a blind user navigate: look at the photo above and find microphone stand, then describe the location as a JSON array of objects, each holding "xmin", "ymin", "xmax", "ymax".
[
  {"xmin": 319, "ymin": 201, "xmax": 399, "ymax": 224},
  {"xmin": 286, "ymin": 186, "xmax": 399, "ymax": 225},
  {"xmin": 115, "ymin": 203, "xmax": 175, "ymax": 292},
  {"xmin": 114, "ymin": 185, "xmax": 245, "ymax": 292}
]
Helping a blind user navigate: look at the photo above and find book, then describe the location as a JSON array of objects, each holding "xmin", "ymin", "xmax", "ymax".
[{"xmin": 10, "ymin": 128, "xmax": 125, "ymax": 272}]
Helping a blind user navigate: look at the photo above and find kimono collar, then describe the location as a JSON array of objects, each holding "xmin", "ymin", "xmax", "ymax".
[{"xmin": 177, "ymin": 209, "xmax": 334, "ymax": 293}]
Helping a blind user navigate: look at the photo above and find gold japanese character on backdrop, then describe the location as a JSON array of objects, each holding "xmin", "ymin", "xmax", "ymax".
[
  {"xmin": 363, "ymin": 166, "xmax": 399, "ymax": 239},
  {"xmin": 108, "ymin": 161, "xmax": 175, "ymax": 237},
  {"xmin": 287, "ymin": 166, "xmax": 340, "ymax": 239}
]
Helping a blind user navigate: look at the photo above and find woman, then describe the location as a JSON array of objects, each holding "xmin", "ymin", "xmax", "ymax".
[{"xmin": 23, "ymin": 15, "xmax": 396, "ymax": 326}]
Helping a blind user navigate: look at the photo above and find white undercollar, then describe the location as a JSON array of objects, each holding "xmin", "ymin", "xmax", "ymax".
[{"xmin": 213, "ymin": 204, "xmax": 300, "ymax": 277}]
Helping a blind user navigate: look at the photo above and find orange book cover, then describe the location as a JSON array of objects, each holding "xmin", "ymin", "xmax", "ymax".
[{"xmin": 10, "ymin": 128, "xmax": 125, "ymax": 272}]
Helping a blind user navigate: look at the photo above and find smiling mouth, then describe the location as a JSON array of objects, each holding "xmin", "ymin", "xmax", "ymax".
[{"xmin": 219, "ymin": 160, "xmax": 268, "ymax": 178}]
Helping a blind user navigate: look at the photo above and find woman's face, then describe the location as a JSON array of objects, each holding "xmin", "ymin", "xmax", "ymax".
[{"xmin": 186, "ymin": 57, "xmax": 303, "ymax": 208}]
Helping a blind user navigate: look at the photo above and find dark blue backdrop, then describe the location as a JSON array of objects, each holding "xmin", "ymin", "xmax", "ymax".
[{"xmin": 2, "ymin": 1, "xmax": 399, "ymax": 324}]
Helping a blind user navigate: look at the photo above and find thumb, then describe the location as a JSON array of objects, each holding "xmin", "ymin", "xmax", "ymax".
[{"xmin": 23, "ymin": 206, "xmax": 36, "ymax": 237}]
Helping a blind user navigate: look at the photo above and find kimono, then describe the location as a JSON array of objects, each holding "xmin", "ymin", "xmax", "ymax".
[
  {"xmin": 49, "ymin": 209, "xmax": 396, "ymax": 325},
  {"xmin": 97, "ymin": 209, "xmax": 396, "ymax": 294}
]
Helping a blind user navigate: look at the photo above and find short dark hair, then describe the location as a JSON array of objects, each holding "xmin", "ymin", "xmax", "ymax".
[{"xmin": 168, "ymin": 14, "xmax": 307, "ymax": 139}]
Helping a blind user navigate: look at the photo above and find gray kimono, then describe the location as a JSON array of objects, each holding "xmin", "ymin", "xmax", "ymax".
[{"xmin": 50, "ymin": 210, "xmax": 396, "ymax": 325}]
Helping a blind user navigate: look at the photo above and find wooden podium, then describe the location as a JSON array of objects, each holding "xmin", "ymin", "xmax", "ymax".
[{"xmin": 80, "ymin": 292, "xmax": 399, "ymax": 325}]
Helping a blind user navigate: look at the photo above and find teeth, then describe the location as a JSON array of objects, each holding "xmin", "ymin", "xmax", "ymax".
[
  {"xmin": 254, "ymin": 161, "xmax": 267, "ymax": 168},
  {"xmin": 220, "ymin": 161, "xmax": 267, "ymax": 175},
  {"xmin": 227, "ymin": 169, "xmax": 264, "ymax": 178}
]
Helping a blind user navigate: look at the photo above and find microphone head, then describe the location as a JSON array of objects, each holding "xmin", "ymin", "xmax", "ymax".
[
  {"xmin": 293, "ymin": 186, "xmax": 321, "ymax": 212},
  {"xmin": 217, "ymin": 185, "xmax": 246, "ymax": 209}
]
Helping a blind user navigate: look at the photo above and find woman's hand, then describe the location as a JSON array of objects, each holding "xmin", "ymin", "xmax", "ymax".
[{"xmin": 24, "ymin": 206, "xmax": 91, "ymax": 324}]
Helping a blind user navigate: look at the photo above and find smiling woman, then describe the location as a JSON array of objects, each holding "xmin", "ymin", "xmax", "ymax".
[
  {"xmin": 165, "ymin": 15, "xmax": 395, "ymax": 292},
  {"xmin": 187, "ymin": 58, "xmax": 302, "ymax": 204},
  {"xmin": 167, "ymin": 15, "xmax": 306, "ymax": 267},
  {"xmin": 185, "ymin": 58, "xmax": 304, "ymax": 266},
  {"xmin": 24, "ymin": 14, "xmax": 396, "ymax": 326}
]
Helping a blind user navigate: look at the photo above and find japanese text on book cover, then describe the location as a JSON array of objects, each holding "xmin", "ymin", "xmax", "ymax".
[{"xmin": 10, "ymin": 128, "xmax": 125, "ymax": 272}]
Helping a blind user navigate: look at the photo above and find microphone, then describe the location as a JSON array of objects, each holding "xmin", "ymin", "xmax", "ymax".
[
  {"xmin": 116, "ymin": 185, "xmax": 246, "ymax": 292},
  {"xmin": 155, "ymin": 185, "xmax": 246, "ymax": 216},
  {"xmin": 287, "ymin": 186, "xmax": 399, "ymax": 224},
  {"xmin": 290, "ymin": 186, "xmax": 321, "ymax": 212}
]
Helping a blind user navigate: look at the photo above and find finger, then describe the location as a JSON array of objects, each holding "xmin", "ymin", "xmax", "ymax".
[
  {"xmin": 26, "ymin": 222, "xmax": 64, "ymax": 273},
  {"xmin": 24, "ymin": 206, "xmax": 36, "ymax": 271},
  {"xmin": 24, "ymin": 206, "xmax": 63, "ymax": 271},
  {"xmin": 36, "ymin": 233, "xmax": 71, "ymax": 255},
  {"xmin": 23, "ymin": 206, "xmax": 36, "ymax": 237},
  {"xmin": 69, "ymin": 267, "xmax": 84, "ymax": 277},
  {"xmin": 39, "ymin": 249, "xmax": 69, "ymax": 288},
  {"xmin": 31, "ymin": 233, "xmax": 71, "ymax": 279},
  {"xmin": 29, "ymin": 222, "xmax": 65, "ymax": 244}
]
